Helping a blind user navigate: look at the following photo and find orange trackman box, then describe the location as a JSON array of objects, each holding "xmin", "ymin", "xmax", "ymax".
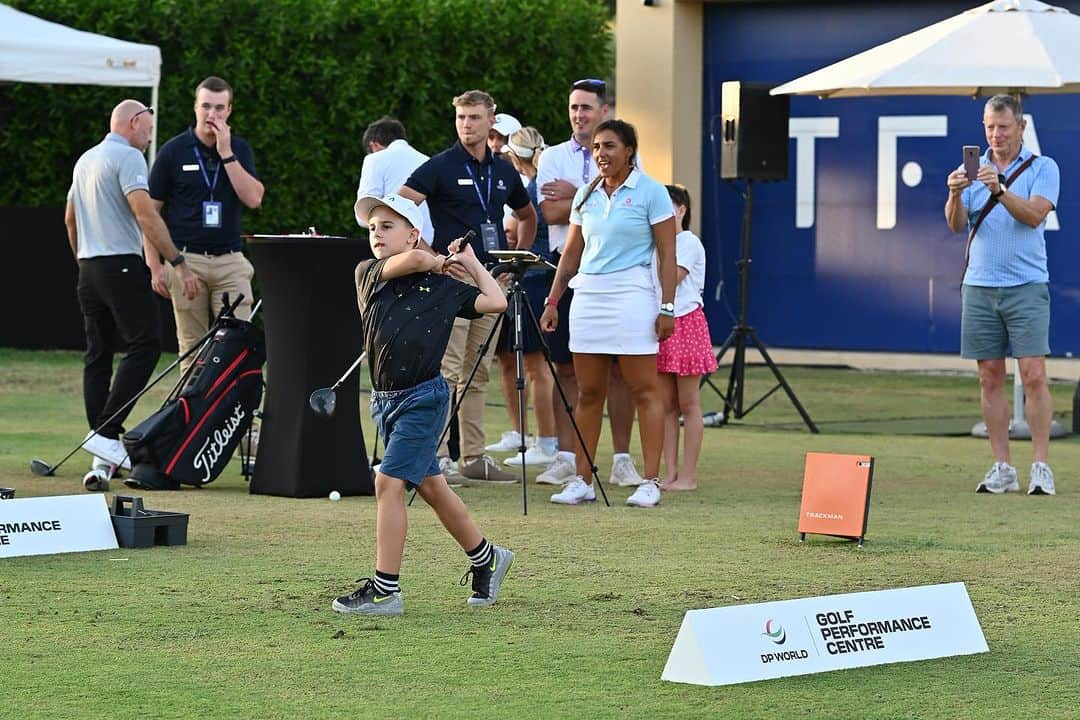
[{"xmin": 798, "ymin": 452, "xmax": 874, "ymax": 546}]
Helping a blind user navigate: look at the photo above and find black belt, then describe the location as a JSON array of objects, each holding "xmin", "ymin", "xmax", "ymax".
[{"xmin": 179, "ymin": 246, "xmax": 242, "ymax": 257}]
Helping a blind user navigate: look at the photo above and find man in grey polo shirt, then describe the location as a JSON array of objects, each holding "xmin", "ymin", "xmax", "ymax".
[
  {"xmin": 945, "ymin": 94, "xmax": 1060, "ymax": 496},
  {"xmin": 66, "ymin": 99, "xmax": 197, "ymax": 487}
]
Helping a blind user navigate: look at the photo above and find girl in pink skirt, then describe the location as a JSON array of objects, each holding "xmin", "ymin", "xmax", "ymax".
[{"xmin": 658, "ymin": 185, "xmax": 717, "ymax": 491}]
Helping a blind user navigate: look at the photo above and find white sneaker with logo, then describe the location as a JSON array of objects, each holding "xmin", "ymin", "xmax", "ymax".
[
  {"xmin": 1028, "ymin": 462, "xmax": 1056, "ymax": 495},
  {"xmin": 485, "ymin": 430, "xmax": 523, "ymax": 453},
  {"xmin": 504, "ymin": 446, "xmax": 559, "ymax": 467},
  {"xmin": 82, "ymin": 431, "xmax": 132, "ymax": 471},
  {"xmin": 609, "ymin": 455, "xmax": 645, "ymax": 487},
  {"xmin": 976, "ymin": 461, "xmax": 1019, "ymax": 494},
  {"xmin": 626, "ymin": 480, "xmax": 661, "ymax": 508},
  {"xmin": 536, "ymin": 455, "xmax": 576, "ymax": 485},
  {"xmin": 550, "ymin": 477, "xmax": 596, "ymax": 505}
]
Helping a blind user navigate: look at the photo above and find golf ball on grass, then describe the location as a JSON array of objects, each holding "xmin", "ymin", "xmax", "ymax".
[{"xmin": 329, "ymin": 490, "xmax": 341, "ymax": 501}]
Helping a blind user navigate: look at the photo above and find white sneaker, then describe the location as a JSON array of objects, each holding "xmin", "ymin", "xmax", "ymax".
[
  {"xmin": 82, "ymin": 431, "xmax": 132, "ymax": 471},
  {"xmin": 626, "ymin": 480, "xmax": 661, "ymax": 508},
  {"xmin": 485, "ymin": 430, "xmax": 522, "ymax": 452},
  {"xmin": 609, "ymin": 455, "xmax": 645, "ymax": 487},
  {"xmin": 976, "ymin": 462, "xmax": 1019, "ymax": 494},
  {"xmin": 550, "ymin": 477, "xmax": 596, "ymax": 505},
  {"xmin": 1028, "ymin": 462, "xmax": 1056, "ymax": 495},
  {"xmin": 504, "ymin": 446, "xmax": 559, "ymax": 467},
  {"xmin": 536, "ymin": 455, "xmax": 576, "ymax": 485}
]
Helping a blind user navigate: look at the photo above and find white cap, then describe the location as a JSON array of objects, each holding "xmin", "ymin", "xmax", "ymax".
[
  {"xmin": 492, "ymin": 113, "xmax": 522, "ymax": 139},
  {"xmin": 354, "ymin": 193, "xmax": 424, "ymax": 233}
]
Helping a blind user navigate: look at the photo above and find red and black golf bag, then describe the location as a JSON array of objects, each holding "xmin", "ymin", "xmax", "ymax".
[{"xmin": 123, "ymin": 315, "xmax": 265, "ymax": 490}]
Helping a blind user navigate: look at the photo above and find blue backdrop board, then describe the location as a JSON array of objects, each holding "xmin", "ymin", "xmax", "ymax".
[{"xmin": 701, "ymin": 2, "xmax": 1079, "ymax": 356}]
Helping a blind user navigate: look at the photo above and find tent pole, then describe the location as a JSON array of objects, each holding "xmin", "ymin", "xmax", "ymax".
[{"xmin": 149, "ymin": 83, "xmax": 159, "ymax": 167}]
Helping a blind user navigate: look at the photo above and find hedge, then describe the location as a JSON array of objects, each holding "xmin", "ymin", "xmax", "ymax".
[{"xmin": 1, "ymin": 0, "xmax": 612, "ymax": 236}]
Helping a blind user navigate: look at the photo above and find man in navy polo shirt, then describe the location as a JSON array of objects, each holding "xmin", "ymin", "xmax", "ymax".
[
  {"xmin": 399, "ymin": 89, "xmax": 537, "ymax": 483},
  {"xmin": 148, "ymin": 75, "xmax": 264, "ymax": 373}
]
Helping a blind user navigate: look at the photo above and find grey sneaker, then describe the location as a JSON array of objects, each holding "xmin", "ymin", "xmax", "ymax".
[
  {"xmin": 438, "ymin": 456, "xmax": 467, "ymax": 486},
  {"xmin": 462, "ymin": 546, "xmax": 514, "ymax": 607},
  {"xmin": 331, "ymin": 578, "xmax": 403, "ymax": 616},
  {"xmin": 1028, "ymin": 462, "xmax": 1056, "ymax": 495},
  {"xmin": 609, "ymin": 455, "xmax": 645, "ymax": 487},
  {"xmin": 460, "ymin": 455, "xmax": 517, "ymax": 484},
  {"xmin": 976, "ymin": 462, "xmax": 1019, "ymax": 494},
  {"xmin": 536, "ymin": 454, "xmax": 576, "ymax": 485}
]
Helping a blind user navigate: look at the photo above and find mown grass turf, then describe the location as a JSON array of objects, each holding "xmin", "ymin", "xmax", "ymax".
[{"xmin": 1, "ymin": 349, "xmax": 1077, "ymax": 719}]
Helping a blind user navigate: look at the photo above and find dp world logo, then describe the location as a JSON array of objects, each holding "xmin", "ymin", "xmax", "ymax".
[{"xmin": 762, "ymin": 619, "xmax": 786, "ymax": 645}]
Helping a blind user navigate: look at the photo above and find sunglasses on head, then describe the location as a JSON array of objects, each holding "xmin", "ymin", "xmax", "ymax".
[
  {"xmin": 132, "ymin": 106, "xmax": 155, "ymax": 120},
  {"xmin": 572, "ymin": 78, "xmax": 606, "ymax": 93}
]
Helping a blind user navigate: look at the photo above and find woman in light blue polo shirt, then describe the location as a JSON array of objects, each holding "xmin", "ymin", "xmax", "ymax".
[{"xmin": 540, "ymin": 119, "xmax": 677, "ymax": 508}]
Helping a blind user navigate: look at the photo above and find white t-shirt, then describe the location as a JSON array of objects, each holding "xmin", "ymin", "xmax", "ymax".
[
  {"xmin": 356, "ymin": 139, "xmax": 434, "ymax": 244},
  {"xmin": 536, "ymin": 138, "xmax": 595, "ymax": 253},
  {"xmin": 673, "ymin": 230, "xmax": 706, "ymax": 316}
]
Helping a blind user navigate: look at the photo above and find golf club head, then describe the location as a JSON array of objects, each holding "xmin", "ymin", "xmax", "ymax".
[
  {"xmin": 309, "ymin": 388, "xmax": 337, "ymax": 417},
  {"xmin": 29, "ymin": 459, "xmax": 55, "ymax": 476}
]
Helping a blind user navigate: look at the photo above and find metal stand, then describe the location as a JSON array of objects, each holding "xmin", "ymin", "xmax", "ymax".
[{"xmin": 704, "ymin": 180, "xmax": 818, "ymax": 433}]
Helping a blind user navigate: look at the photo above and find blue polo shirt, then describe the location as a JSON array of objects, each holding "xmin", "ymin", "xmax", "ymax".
[
  {"xmin": 570, "ymin": 169, "xmax": 674, "ymax": 274},
  {"xmin": 961, "ymin": 146, "xmax": 1059, "ymax": 287},
  {"xmin": 405, "ymin": 141, "xmax": 530, "ymax": 264},
  {"xmin": 149, "ymin": 128, "xmax": 258, "ymax": 254}
]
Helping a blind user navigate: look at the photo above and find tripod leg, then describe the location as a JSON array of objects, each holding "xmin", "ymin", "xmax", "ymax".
[
  {"xmin": 521, "ymin": 290, "xmax": 608, "ymax": 505},
  {"xmin": 748, "ymin": 329, "xmax": 818, "ymax": 433},
  {"xmin": 511, "ymin": 287, "xmax": 529, "ymax": 515}
]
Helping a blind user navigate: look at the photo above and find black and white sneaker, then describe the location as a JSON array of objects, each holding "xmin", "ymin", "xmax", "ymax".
[
  {"xmin": 461, "ymin": 546, "xmax": 514, "ymax": 607},
  {"xmin": 331, "ymin": 578, "xmax": 403, "ymax": 616}
]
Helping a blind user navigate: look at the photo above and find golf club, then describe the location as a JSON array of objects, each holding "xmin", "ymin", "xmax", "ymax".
[
  {"xmin": 30, "ymin": 295, "xmax": 247, "ymax": 477},
  {"xmin": 309, "ymin": 352, "xmax": 365, "ymax": 418}
]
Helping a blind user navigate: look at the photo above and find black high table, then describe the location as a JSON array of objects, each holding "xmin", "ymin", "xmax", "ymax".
[{"xmin": 246, "ymin": 234, "xmax": 373, "ymax": 498}]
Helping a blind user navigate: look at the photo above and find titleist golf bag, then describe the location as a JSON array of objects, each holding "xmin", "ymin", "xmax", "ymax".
[{"xmin": 122, "ymin": 315, "xmax": 265, "ymax": 490}]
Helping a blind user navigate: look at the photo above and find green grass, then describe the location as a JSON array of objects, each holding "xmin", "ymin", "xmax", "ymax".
[{"xmin": 1, "ymin": 348, "xmax": 1078, "ymax": 719}]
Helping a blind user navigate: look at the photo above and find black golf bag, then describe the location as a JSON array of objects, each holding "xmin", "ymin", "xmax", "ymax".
[{"xmin": 123, "ymin": 317, "xmax": 265, "ymax": 490}]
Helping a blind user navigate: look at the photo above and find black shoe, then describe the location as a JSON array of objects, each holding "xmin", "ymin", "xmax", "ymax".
[
  {"xmin": 331, "ymin": 578, "xmax": 403, "ymax": 616},
  {"xmin": 461, "ymin": 546, "xmax": 514, "ymax": 607}
]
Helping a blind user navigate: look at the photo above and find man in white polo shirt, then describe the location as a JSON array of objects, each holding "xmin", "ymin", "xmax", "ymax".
[
  {"xmin": 534, "ymin": 78, "xmax": 644, "ymax": 489},
  {"xmin": 66, "ymin": 99, "xmax": 197, "ymax": 488},
  {"xmin": 356, "ymin": 116, "xmax": 434, "ymax": 244}
]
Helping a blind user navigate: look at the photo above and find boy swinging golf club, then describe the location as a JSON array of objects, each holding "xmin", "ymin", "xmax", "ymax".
[{"xmin": 332, "ymin": 193, "xmax": 513, "ymax": 616}]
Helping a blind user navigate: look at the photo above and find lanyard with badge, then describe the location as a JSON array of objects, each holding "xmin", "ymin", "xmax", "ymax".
[
  {"xmin": 464, "ymin": 161, "xmax": 500, "ymax": 252},
  {"xmin": 194, "ymin": 145, "xmax": 222, "ymax": 228}
]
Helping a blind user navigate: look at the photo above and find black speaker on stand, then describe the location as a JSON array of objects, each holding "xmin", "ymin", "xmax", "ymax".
[{"xmin": 706, "ymin": 81, "xmax": 817, "ymax": 432}]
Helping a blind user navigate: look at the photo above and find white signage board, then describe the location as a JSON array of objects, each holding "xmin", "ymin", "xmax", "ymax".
[
  {"xmin": 0, "ymin": 494, "xmax": 118, "ymax": 558},
  {"xmin": 663, "ymin": 582, "xmax": 987, "ymax": 686}
]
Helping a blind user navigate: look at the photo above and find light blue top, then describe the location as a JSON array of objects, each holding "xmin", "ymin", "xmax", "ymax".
[
  {"xmin": 67, "ymin": 132, "xmax": 149, "ymax": 259},
  {"xmin": 961, "ymin": 146, "xmax": 1059, "ymax": 287},
  {"xmin": 570, "ymin": 168, "xmax": 674, "ymax": 274}
]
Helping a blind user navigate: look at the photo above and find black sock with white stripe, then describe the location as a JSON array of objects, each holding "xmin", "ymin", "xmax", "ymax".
[
  {"xmin": 466, "ymin": 539, "xmax": 493, "ymax": 569},
  {"xmin": 373, "ymin": 570, "xmax": 400, "ymax": 596}
]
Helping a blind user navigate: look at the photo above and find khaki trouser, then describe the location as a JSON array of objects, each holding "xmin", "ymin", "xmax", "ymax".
[
  {"xmin": 166, "ymin": 250, "xmax": 254, "ymax": 374},
  {"xmin": 438, "ymin": 312, "xmax": 499, "ymax": 458}
]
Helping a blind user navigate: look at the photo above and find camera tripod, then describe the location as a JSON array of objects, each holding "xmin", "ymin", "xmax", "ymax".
[{"xmin": 410, "ymin": 257, "xmax": 610, "ymax": 514}]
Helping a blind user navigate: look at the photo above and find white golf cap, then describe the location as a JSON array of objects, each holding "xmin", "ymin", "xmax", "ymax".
[
  {"xmin": 354, "ymin": 193, "xmax": 424, "ymax": 233},
  {"xmin": 492, "ymin": 113, "xmax": 522, "ymax": 139}
]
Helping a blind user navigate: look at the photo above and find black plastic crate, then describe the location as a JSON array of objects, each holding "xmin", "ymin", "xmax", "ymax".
[
  {"xmin": 0, "ymin": 488, "xmax": 14, "ymax": 499},
  {"xmin": 110, "ymin": 495, "xmax": 189, "ymax": 548}
]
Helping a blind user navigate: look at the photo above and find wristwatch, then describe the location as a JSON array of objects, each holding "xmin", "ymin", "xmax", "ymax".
[
  {"xmin": 221, "ymin": 155, "xmax": 237, "ymax": 165},
  {"xmin": 168, "ymin": 253, "xmax": 186, "ymax": 267},
  {"xmin": 659, "ymin": 302, "xmax": 675, "ymax": 317},
  {"xmin": 992, "ymin": 187, "xmax": 1005, "ymax": 199}
]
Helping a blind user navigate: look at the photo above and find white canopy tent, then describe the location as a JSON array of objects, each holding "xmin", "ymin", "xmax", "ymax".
[{"xmin": 0, "ymin": 3, "xmax": 162, "ymax": 160}]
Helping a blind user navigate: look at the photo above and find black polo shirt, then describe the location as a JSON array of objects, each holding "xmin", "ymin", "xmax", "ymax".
[
  {"xmin": 149, "ymin": 127, "xmax": 257, "ymax": 253},
  {"xmin": 405, "ymin": 141, "xmax": 530, "ymax": 264},
  {"xmin": 356, "ymin": 258, "xmax": 482, "ymax": 391}
]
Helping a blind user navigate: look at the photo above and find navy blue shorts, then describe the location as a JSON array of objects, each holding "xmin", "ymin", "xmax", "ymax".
[
  {"xmin": 497, "ymin": 270, "xmax": 553, "ymax": 354},
  {"xmin": 370, "ymin": 375, "xmax": 449, "ymax": 488}
]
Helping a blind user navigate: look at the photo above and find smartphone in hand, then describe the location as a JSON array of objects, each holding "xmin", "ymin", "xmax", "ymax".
[{"xmin": 962, "ymin": 145, "xmax": 980, "ymax": 182}]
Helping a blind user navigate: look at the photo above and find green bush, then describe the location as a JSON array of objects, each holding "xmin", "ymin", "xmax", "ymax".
[{"xmin": 1, "ymin": 0, "xmax": 611, "ymax": 236}]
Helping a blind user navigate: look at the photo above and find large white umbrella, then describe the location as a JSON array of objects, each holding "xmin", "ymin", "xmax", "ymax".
[{"xmin": 771, "ymin": 0, "xmax": 1080, "ymax": 98}]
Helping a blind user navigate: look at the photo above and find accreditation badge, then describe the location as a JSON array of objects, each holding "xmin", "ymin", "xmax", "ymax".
[{"xmin": 203, "ymin": 201, "xmax": 222, "ymax": 228}]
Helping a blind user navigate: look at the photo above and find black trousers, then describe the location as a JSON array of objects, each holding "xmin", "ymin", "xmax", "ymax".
[{"xmin": 77, "ymin": 255, "xmax": 162, "ymax": 439}]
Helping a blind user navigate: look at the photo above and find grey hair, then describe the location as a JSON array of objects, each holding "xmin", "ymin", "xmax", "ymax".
[{"xmin": 984, "ymin": 94, "xmax": 1023, "ymax": 123}]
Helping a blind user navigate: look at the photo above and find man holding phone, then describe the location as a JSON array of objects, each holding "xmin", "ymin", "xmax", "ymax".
[
  {"xmin": 945, "ymin": 94, "xmax": 1060, "ymax": 496},
  {"xmin": 148, "ymin": 76, "xmax": 264, "ymax": 374},
  {"xmin": 399, "ymin": 90, "xmax": 537, "ymax": 483}
]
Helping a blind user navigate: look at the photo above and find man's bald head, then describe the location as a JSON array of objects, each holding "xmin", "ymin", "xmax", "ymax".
[{"xmin": 110, "ymin": 99, "xmax": 153, "ymax": 151}]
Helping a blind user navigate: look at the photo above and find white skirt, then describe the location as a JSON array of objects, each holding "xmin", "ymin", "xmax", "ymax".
[{"xmin": 568, "ymin": 264, "xmax": 660, "ymax": 355}]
